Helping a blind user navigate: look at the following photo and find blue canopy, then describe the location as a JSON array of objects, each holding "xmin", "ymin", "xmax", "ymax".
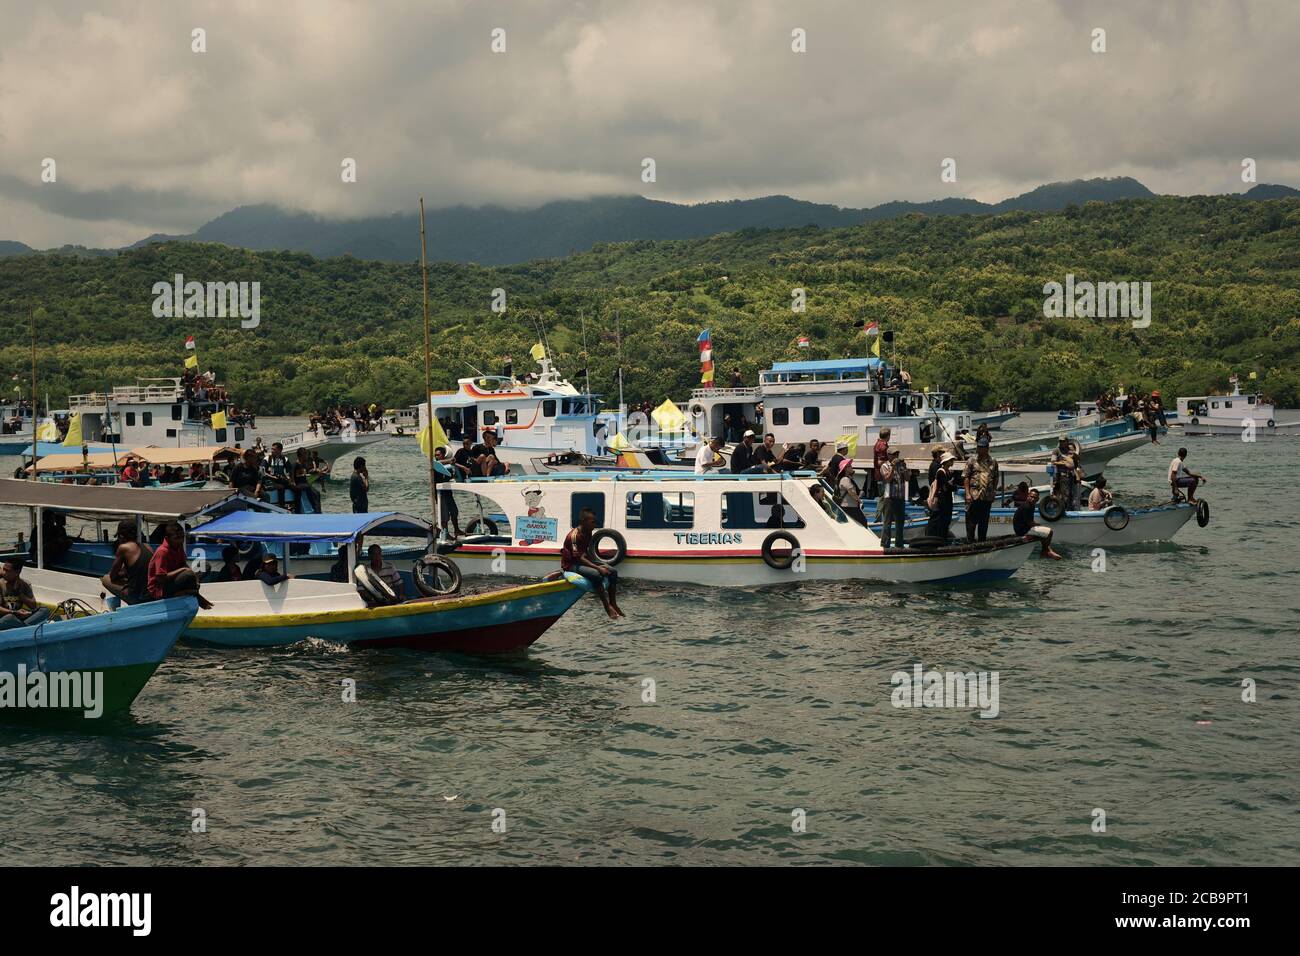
[
  {"xmin": 768, "ymin": 358, "xmax": 884, "ymax": 375},
  {"xmin": 19, "ymin": 441, "xmax": 120, "ymax": 457},
  {"xmin": 191, "ymin": 511, "xmax": 431, "ymax": 544}
]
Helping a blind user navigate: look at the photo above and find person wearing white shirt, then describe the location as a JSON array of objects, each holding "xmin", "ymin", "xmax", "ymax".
[
  {"xmin": 1167, "ymin": 447, "xmax": 1206, "ymax": 503},
  {"xmin": 695, "ymin": 436, "xmax": 725, "ymax": 475}
]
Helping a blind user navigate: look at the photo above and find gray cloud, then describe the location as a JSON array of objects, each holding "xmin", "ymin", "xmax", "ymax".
[{"xmin": 2, "ymin": 0, "xmax": 1298, "ymax": 248}]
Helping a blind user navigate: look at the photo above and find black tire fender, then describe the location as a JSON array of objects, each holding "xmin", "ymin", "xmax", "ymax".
[
  {"xmin": 589, "ymin": 528, "xmax": 627, "ymax": 565},
  {"xmin": 1038, "ymin": 496, "xmax": 1065, "ymax": 522},
  {"xmin": 413, "ymin": 554, "xmax": 462, "ymax": 596},
  {"xmin": 1267, "ymin": 419, "xmax": 1275, "ymax": 428},
  {"xmin": 352, "ymin": 564, "xmax": 399, "ymax": 605},
  {"xmin": 1196, "ymin": 499, "xmax": 1210, "ymax": 527},
  {"xmin": 465, "ymin": 517, "xmax": 498, "ymax": 536},
  {"xmin": 761, "ymin": 530, "xmax": 800, "ymax": 570},
  {"xmin": 1103, "ymin": 505, "xmax": 1129, "ymax": 531}
]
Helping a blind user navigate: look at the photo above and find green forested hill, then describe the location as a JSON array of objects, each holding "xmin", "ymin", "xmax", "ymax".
[{"xmin": 2, "ymin": 194, "xmax": 1298, "ymax": 413}]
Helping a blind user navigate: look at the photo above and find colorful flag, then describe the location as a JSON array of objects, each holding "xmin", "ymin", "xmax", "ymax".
[
  {"xmin": 871, "ymin": 336, "xmax": 881, "ymax": 358},
  {"xmin": 529, "ymin": 342, "xmax": 546, "ymax": 362},
  {"xmin": 62, "ymin": 414, "xmax": 83, "ymax": 447},
  {"xmin": 698, "ymin": 329, "xmax": 713, "ymax": 388},
  {"xmin": 418, "ymin": 416, "xmax": 450, "ymax": 459},
  {"xmin": 864, "ymin": 321, "xmax": 879, "ymax": 337},
  {"xmin": 185, "ymin": 354, "xmax": 199, "ymax": 369},
  {"xmin": 797, "ymin": 336, "xmax": 810, "ymax": 348},
  {"xmin": 185, "ymin": 335, "xmax": 196, "ymax": 350},
  {"xmin": 210, "ymin": 410, "xmax": 228, "ymax": 430}
]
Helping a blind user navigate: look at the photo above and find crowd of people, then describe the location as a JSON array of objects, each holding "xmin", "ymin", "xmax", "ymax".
[
  {"xmin": 1094, "ymin": 389, "xmax": 1166, "ymax": 442},
  {"xmin": 183, "ymin": 367, "xmax": 254, "ymax": 427},
  {"xmin": 226, "ymin": 443, "xmax": 331, "ymax": 513},
  {"xmin": 308, "ymin": 404, "xmax": 387, "ymax": 436}
]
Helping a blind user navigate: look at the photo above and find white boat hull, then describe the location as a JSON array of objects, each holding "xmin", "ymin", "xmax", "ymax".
[
  {"xmin": 276, "ymin": 429, "xmax": 392, "ymax": 465},
  {"xmin": 977, "ymin": 502, "xmax": 1198, "ymax": 547},
  {"xmin": 447, "ymin": 536, "xmax": 1037, "ymax": 587},
  {"xmin": 1178, "ymin": 420, "xmax": 1300, "ymax": 437}
]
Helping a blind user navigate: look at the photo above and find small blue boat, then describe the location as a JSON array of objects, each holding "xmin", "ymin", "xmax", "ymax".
[{"xmin": 0, "ymin": 597, "xmax": 197, "ymax": 719}]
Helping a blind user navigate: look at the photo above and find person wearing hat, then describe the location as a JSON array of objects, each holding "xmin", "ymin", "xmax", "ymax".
[
  {"xmin": 837, "ymin": 459, "xmax": 868, "ymax": 526},
  {"xmin": 820, "ymin": 440, "xmax": 851, "ymax": 481},
  {"xmin": 255, "ymin": 553, "xmax": 292, "ymax": 587},
  {"xmin": 925, "ymin": 452, "xmax": 958, "ymax": 540},
  {"xmin": 1050, "ymin": 436, "xmax": 1079, "ymax": 509},
  {"xmin": 695, "ymin": 436, "xmax": 726, "ymax": 474},
  {"xmin": 963, "ymin": 437, "xmax": 1000, "ymax": 542},
  {"xmin": 879, "ymin": 449, "xmax": 910, "ymax": 548},
  {"xmin": 729, "ymin": 429, "xmax": 762, "ymax": 473}
]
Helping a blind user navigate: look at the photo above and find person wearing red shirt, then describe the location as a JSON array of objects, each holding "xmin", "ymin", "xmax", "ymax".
[
  {"xmin": 147, "ymin": 521, "xmax": 212, "ymax": 608},
  {"xmin": 872, "ymin": 426, "xmax": 891, "ymax": 503},
  {"xmin": 560, "ymin": 508, "xmax": 623, "ymax": 619}
]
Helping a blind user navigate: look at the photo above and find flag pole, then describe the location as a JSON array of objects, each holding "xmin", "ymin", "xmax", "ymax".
[
  {"xmin": 29, "ymin": 305, "xmax": 38, "ymax": 480},
  {"xmin": 419, "ymin": 197, "xmax": 440, "ymax": 537}
]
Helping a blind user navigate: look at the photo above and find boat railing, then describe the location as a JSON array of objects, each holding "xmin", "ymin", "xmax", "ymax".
[
  {"xmin": 689, "ymin": 387, "xmax": 759, "ymax": 400},
  {"xmin": 466, "ymin": 470, "xmax": 821, "ymax": 484},
  {"xmin": 70, "ymin": 384, "xmax": 185, "ymax": 408}
]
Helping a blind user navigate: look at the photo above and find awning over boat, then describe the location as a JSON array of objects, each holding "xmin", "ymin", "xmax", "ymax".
[
  {"xmin": 190, "ymin": 511, "xmax": 432, "ymax": 544},
  {"xmin": 769, "ymin": 357, "xmax": 884, "ymax": 375},
  {"xmin": 19, "ymin": 441, "xmax": 119, "ymax": 457},
  {"xmin": 128, "ymin": 445, "xmax": 242, "ymax": 466},
  {"xmin": 29, "ymin": 450, "xmax": 129, "ymax": 472},
  {"xmin": 0, "ymin": 478, "xmax": 241, "ymax": 519}
]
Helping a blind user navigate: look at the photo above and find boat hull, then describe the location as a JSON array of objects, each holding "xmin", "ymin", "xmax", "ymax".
[
  {"xmin": 1, "ymin": 596, "xmax": 196, "ymax": 719},
  {"xmin": 955, "ymin": 502, "xmax": 1197, "ymax": 547},
  {"xmin": 1179, "ymin": 420, "xmax": 1300, "ymax": 437},
  {"xmin": 275, "ymin": 430, "xmax": 392, "ymax": 466},
  {"xmin": 185, "ymin": 577, "xmax": 590, "ymax": 651},
  {"xmin": 447, "ymin": 537, "xmax": 1037, "ymax": 587}
]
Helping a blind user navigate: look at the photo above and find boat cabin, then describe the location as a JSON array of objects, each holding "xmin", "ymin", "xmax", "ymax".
[{"xmin": 67, "ymin": 377, "xmax": 255, "ymax": 449}]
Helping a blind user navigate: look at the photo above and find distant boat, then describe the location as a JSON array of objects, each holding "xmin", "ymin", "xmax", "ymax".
[
  {"xmin": 274, "ymin": 424, "xmax": 392, "ymax": 466},
  {"xmin": 1176, "ymin": 380, "xmax": 1300, "ymax": 436},
  {"xmin": 0, "ymin": 596, "xmax": 196, "ymax": 721}
]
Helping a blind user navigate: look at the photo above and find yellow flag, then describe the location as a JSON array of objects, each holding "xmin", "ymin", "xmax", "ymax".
[
  {"xmin": 418, "ymin": 416, "xmax": 450, "ymax": 458},
  {"xmin": 35, "ymin": 420, "xmax": 58, "ymax": 442},
  {"xmin": 529, "ymin": 342, "xmax": 546, "ymax": 362},
  {"xmin": 185, "ymin": 354, "xmax": 199, "ymax": 369},
  {"xmin": 210, "ymin": 410, "xmax": 228, "ymax": 430},
  {"xmin": 1249, "ymin": 371, "xmax": 1257, "ymax": 380},
  {"xmin": 608, "ymin": 431, "xmax": 632, "ymax": 451},
  {"xmin": 837, "ymin": 433, "xmax": 859, "ymax": 458},
  {"xmin": 871, "ymin": 336, "xmax": 880, "ymax": 358},
  {"xmin": 651, "ymin": 399, "xmax": 686, "ymax": 432},
  {"xmin": 62, "ymin": 413, "xmax": 83, "ymax": 447}
]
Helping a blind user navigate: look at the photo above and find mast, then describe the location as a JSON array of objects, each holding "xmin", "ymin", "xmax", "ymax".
[
  {"xmin": 29, "ymin": 305, "xmax": 37, "ymax": 480},
  {"xmin": 616, "ymin": 310, "xmax": 625, "ymax": 432},
  {"xmin": 419, "ymin": 197, "xmax": 439, "ymax": 536}
]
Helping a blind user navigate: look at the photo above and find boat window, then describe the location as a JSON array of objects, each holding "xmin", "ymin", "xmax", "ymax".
[
  {"xmin": 1224, "ymin": 401, "xmax": 1232, "ymax": 409},
  {"xmin": 570, "ymin": 492, "xmax": 605, "ymax": 528},
  {"xmin": 722, "ymin": 492, "xmax": 804, "ymax": 529},
  {"xmin": 803, "ymin": 406, "xmax": 820, "ymax": 425},
  {"xmin": 171, "ymin": 404, "xmax": 182, "ymax": 421},
  {"xmin": 881, "ymin": 396, "xmax": 895, "ymax": 414},
  {"xmin": 483, "ymin": 410, "xmax": 498, "ymax": 425},
  {"xmin": 543, "ymin": 400, "xmax": 556, "ymax": 418},
  {"xmin": 625, "ymin": 492, "xmax": 694, "ymax": 529},
  {"xmin": 215, "ymin": 428, "xmax": 228, "ymax": 443},
  {"xmin": 856, "ymin": 395, "xmax": 874, "ymax": 416},
  {"xmin": 1248, "ymin": 396, "xmax": 1256, "ymax": 404},
  {"xmin": 772, "ymin": 408, "xmax": 789, "ymax": 426},
  {"xmin": 166, "ymin": 429, "xmax": 177, "ymax": 438},
  {"xmin": 1211, "ymin": 401, "xmax": 1219, "ymax": 409},
  {"xmin": 125, "ymin": 412, "xmax": 136, "ymax": 426},
  {"xmin": 234, "ymin": 427, "xmax": 245, "ymax": 441},
  {"xmin": 506, "ymin": 409, "xmax": 518, "ymax": 425},
  {"xmin": 142, "ymin": 412, "xmax": 153, "ymax": 426}
]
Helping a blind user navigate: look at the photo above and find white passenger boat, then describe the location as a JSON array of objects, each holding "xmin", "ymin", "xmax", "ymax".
[
  {"xmin": 972, "ymin": 500, "xmax": 1205, "ymax": 547},
  {"xmin": 67, "ymin": 377, "xmax": 259, "ymax": 449},
  {"xmin": 379, "ymin": 407, "xmax": 421, "ymax": 436},
  {"xmin": 442, "ymin": 472, "xmax": 1038, "ymax": 587},
  {"xmin": 419, "ymin": 355, "xmax": 608, "ymax": 473},
  {"xmin": 1176, "ymin": 380, "xmax": 1300, "ymax": 437},
  {"xmin": 971, "ymin": 408, "xmax": 1020, "ymax": 430},
  {"xmin": 0, "ymin": 401, "xmax": 38, "ymax": 451},
  {"xmin": 275, "ymin": 424, "xmax": 392, "ymax": 466}
]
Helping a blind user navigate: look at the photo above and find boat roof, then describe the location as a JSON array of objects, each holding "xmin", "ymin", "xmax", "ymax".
[
  {"xmin": 0, "ymin": 478, "xmax": 246, "ymax": 520},
  {"xmin": 768, "ymin": 358, "xmax": 884, "ymax": 375},
  {"xmin": 190, "ymin": 511, "xmax": 432, "ymax": 544},
  {"xmin": 30, "ymin": 445, "xmax": 241, "ymax": 472},
  {"xmin": 467, "ymin": 471, "xmax": 823, "ymax": 484}
]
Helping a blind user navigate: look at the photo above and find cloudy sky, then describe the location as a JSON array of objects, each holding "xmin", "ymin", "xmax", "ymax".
[{"xmin": 2, "ymin": 0, "xmax": 1298, "ymax": 248}]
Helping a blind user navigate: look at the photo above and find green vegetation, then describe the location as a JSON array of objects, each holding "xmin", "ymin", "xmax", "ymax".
[{"xmin": 2, "ymin": 194, "xmax": 1298, "ymax": 413}]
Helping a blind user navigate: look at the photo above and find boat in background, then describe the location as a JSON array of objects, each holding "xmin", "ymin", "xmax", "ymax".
[
  {"xmin": 67, "ymin": 376, "xmax": 259, "ymax": 449},
  {"xmin": 1177, "ymin": 378, "xmax": 1300, "ymax": 436},
  {"xmin": 275, "ymin": 424, "xmax": 392, "ymax": 467},
  {"xmin": 971, "ymin": 406, "xmax": 1020, "ymax": 430},
  {"xmin": 0, "ymin": 595, "xmax": 196, "ymax": 720},
  {"xmin": 379, "ymin": 407, "xmax": 420, "ymax": 436},
  {"xmin": 0, "ymin": 401, "xmax": 38, "ymax": 452},
  {"xmin": 419, "ymin": 353, "xmax": 609, "ymax": 473}
]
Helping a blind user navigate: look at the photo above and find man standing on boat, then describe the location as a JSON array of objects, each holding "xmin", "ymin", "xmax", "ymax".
[
  {"xmin": 926, "ymin": 452, "xmax": 957, "ymax": 540},
  {"xmin": 561, "ymin": 508, "xmax": 623, "ymax": 619},
  {"xmin": 1050, "ymin": 436, "xmax": 1080, "ymax": 509},
  {"xmin": 349, "ymin": 457, "xmax": 369, "ymax": 513},
  {"xmin": 872, "ymin": 427, "xmax": 891, "ymax": 506},
  {"xmin": 963, "ymin": 437, "xmax": 1000, "ymax": 543}
]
